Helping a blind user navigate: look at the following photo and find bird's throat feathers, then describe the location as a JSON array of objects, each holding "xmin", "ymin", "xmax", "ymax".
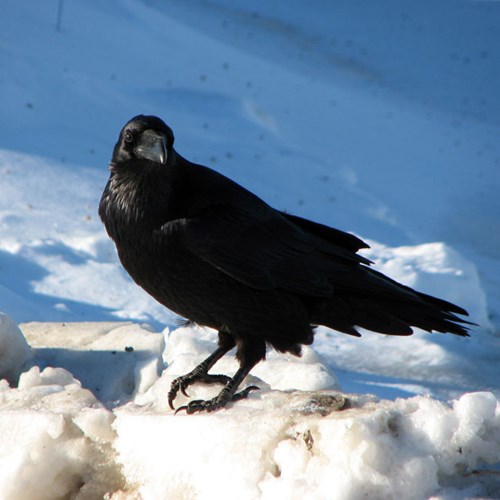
[{"xmin": 103, "ymin": 163, "xmax": 175, "ymax": 232}]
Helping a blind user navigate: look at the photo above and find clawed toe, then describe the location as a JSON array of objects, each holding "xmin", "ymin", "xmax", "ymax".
[
  {"xmin": 168, "ymin": 378, "xmax": 186, "ymax": 409},
  {"xmin": 173, "ymin": 385, "xmax": 260, "ymax": 414},
  {"xmin": 169, "ymin": 358, "xmax": 259, "ymax": 414},
  {"xmin": 231, "ymin": 385, "xmax": 260, "ymax": 402},
  {"xmin": 168, "ymin": 372, "xmax": 234, "ymax": 409},
  {"xmin": 174, "ymin": 404, "xmax": 190, "ymax": 415},
  {"xmin": 175, "ymin": 399, "xmax": 215, "ymax": 415}
]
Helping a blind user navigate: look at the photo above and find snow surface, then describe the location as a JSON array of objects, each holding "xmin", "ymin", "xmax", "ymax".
[
  {"xmin": 1, "ymin": 0, "xmax": 500, "ymax": 498},
  {"xmin": 2, "ymin": 322, "xmax": 500, "ymax": 500}
]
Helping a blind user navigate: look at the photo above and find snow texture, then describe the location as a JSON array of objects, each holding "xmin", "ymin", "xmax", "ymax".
[
  {"xmin": 0, "ymin": 322, "xmax": 499, "ymax": 499},
  {"xmin": 0, "ymin": 313, "xmax": 32, "ymax": 384},
  {"xmin": 1, "ymin": 0, "xmax": 500, "ymax": 498}
]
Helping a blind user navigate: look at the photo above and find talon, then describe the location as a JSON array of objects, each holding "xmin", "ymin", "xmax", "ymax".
[
  {"xmin": 168, "ymin": 371, "xmax": 234, "ymax": 410},
  {"xmin": 231, "ymin": 385, "xmax": 260, "ymax": 402},
  {"xmin": 173, "ymin": 385, "xmax": 260, "ymax": 414},
  {"xmin": 174, "ymin": 405, "xmax": 188, "ymax": 415},
  {"xmin": 168, "ymin": 381, "xmax": 182, "ymax": 410},
  {"xmin": 187, "ymin": 399, "xmax": 218, "ymax": 414},
  {"xmin": 168, "ymin": 375, "xmax": 190, "ymax": 409},
  {"xmin": 168, "ymin": 391, "xmax": 177, "ymax": 410}
]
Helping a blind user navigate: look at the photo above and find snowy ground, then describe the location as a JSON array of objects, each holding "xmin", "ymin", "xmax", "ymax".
[
  {"xmin": 1, "ymin": 0, "xmax": 500, "ymax": 498},
  {"xmin": 2, "ymin": 319, "xmax": 500, "ymax": 500}
]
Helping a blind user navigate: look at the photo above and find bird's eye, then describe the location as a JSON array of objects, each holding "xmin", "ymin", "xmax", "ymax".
[{"xmin": 124, "ymin": 131, "xmax": 134, "ymax": 144}]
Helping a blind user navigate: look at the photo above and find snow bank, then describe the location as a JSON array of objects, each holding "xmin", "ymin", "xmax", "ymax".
[
  {"xmin": 1, "ymin": 318, "xmax": 499, "ymax": 499},
  {"xmin": 113, "ymin": 391, "xmax": 500, "ymax": 500},
  {"xmin": 0, "ymin": 366, "xmax": 121, "ymax": 500}
]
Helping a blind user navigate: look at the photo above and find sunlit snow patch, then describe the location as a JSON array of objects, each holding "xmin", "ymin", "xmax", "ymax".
[{"xmin": 0, "ymin": 318, "xmax": 499, "ymax": 498}]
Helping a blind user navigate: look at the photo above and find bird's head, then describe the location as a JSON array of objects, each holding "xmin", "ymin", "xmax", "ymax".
[{"xmin": 111, "ymin": 115, "xmax": 175, "ymax": 168}]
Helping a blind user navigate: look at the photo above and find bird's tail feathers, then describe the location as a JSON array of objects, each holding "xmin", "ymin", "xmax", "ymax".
[{"xmin": 313, "ymin": 292, "xmax": 473, "ymax": 338}]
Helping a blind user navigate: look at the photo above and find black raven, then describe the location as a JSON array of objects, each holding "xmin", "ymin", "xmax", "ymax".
[{"xmin": 99, "ymin": 115, "xmax": 472, "ymax": 414}]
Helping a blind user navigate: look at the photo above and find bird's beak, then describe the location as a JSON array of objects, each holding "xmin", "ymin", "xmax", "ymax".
[{"xmin": 134, "ymin": 129, "xmax": 168, "ymax": 165}]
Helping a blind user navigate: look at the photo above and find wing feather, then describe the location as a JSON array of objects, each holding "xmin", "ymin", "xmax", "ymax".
[{"xmin": 161, "ymin": 203, "xmax": 367, "ymax": 296}]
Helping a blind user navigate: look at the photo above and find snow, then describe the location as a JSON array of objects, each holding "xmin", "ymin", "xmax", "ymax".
[
  {"xmin": 0, "ymin": 313, "xmax": 32, "ymax": 384},
  {"xmin": 1, "ymin": 0, "xmax": 500, "ymax": 498},
  {"xmin": 1, "ymin": 322, "xmax": 500, "ymax": 499}
]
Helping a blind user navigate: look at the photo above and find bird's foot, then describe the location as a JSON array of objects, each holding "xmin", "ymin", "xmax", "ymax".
[
  {"xmin": 168, "ymin": 371, "xmax": 232, "ymax": 410},
  {"xmin": 175, "ymin": 385, "xmax": 259, "ymax": 415}
]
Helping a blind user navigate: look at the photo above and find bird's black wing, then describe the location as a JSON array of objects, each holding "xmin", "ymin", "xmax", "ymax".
[
  {"xmin": 160, "ymin": 199, "xmax": 370, "ymax": 297},
  {"xmin": 280, "ymin": 212, "xmax": 370, "ymax": 253}
]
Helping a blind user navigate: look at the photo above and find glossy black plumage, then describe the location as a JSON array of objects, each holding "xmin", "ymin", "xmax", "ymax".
[{"xmin": 99, "ymin": 115, "xmax": 472, "ymax": 413}]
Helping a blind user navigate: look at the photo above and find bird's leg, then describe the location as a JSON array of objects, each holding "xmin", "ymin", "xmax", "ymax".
[
  {"xmin": 175, "ymin": 337, "xmax": 265, "ymax": 414},
  {"xmin": 168, "ymin": 345, "xmax": 233, "ymax": 410},
  {"xmin": 175, "ymin": 364, "xmax": 259, "ymax": 414}
]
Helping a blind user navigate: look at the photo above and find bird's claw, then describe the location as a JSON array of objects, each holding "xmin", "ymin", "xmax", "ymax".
[
  {"xmin": 168, "ymin": 378, "xmax": 189, "ymax": 409},
  {"xmin": 230, "ymin": 385, "xmax": 260, "ymax": 402},
  {"xmin": 168, "ymin": 372, "xmax": 233, "ymax": 410},
  {"xmin": 174, "ymin": 385, "xmax": 260, "ymax": 415}
]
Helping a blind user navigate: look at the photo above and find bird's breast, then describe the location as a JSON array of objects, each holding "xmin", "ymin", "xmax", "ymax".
[{"xmin": 116, "ymin": 230, "xmax": 224, "ymax": 325}]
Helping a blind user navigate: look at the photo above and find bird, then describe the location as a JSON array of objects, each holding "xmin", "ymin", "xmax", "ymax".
[{"xmin": 99, "ymin": 115, "xmax": 472, "ymax": 414}]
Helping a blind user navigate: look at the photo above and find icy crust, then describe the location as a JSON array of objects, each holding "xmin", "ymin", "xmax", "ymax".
[{"xmin": 0, "ymin": 320, "xmax": 499, "ymax": 499}]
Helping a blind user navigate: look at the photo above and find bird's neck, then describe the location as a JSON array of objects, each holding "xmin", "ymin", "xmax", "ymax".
[{"xmin": 105, "ymin": 167, "xmax": 176, "ymax": 235}]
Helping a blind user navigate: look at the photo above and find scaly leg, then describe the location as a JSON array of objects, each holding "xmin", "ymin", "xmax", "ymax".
[{"xmin": 168, "ymin": 344, "xmax": 233, "ymax": 410}]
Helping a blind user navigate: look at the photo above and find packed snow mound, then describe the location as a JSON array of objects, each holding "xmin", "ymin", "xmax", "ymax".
[
  {"xmin": 0, "ymin": 312, "xmax": 32, "ymax": 384},
  {"xmin": 0, "ymin": 365, "xmax": 123, "ymax": 500},
  {"xmin": 21, "ymin": 321, "xmax": 165, "ymax": 404},
  {"xmin": 0, "ymin": 319, "xmax": 499, "ymax": 499}
]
